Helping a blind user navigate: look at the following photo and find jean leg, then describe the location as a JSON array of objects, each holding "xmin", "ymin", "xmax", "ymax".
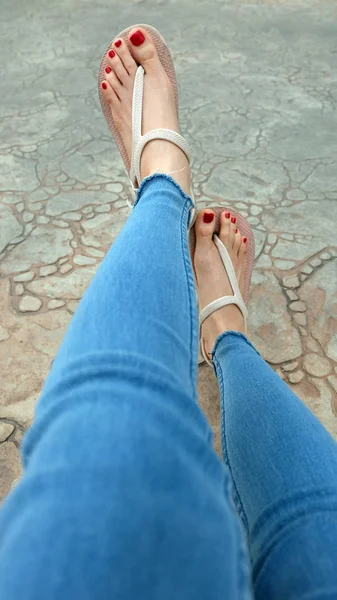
[
  {"xmin": 42, "ymin": 173, "xmax": 197, "ymax": 402},
  {"xmin": 0, "ymin": 176, "xmax": 252, "ymax": 599},
  {"xmin": 213, "ymin": 331, "xmax": 337, "ymax": 599}
]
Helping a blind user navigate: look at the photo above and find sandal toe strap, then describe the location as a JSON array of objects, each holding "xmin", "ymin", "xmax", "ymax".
[
  {"xmin": 129, "ymin": 66, "xmax": 195, "ymax": 228},
  {"xmin": 199, "ymin": 234, "xmax": 249, "ymax": 367}
]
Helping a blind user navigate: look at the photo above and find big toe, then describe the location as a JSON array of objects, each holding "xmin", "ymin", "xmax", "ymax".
[
  {"xmin": 195, "ymin": 210, "xmax": 215, "ymax": 240},
  {"xmin": 194, "ymin": 211, "xmax": 216, "ymax": 266},
  {"xmin": 128, "ymin": 27, "xmax": 160, "ymax": 72}
]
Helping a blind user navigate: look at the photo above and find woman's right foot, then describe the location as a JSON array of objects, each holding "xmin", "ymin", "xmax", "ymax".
[
  {"xmin": 193, "ymin": 209, "xmax": 248, "ymax": 360},
  {"xmin": 101, "ymin": 27, "xmax": 191, "ymax": 195}
]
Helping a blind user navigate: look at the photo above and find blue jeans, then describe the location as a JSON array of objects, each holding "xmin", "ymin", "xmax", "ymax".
[{"xmin": 0, "ymin": 175, "xmax": 337, "ymax": 599}]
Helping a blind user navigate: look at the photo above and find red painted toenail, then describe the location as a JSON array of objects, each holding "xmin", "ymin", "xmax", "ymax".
[
  {"xmin": 231, "ymin": 216, "xmax": 236, "ymax": 224},
  {"xmin": 225, "ymin": 212, "xmax": 230, "ymax": 219},
  {"xmin": 203, "ymin": 213, "xmax": 214, "ymax": 224},
  {"xmin": 130, "ymin": 30, "xmax": 145, "ymax": 46},
  {"xmin": 101, "ymin": 82, "xmax": 107, "ymax": 90},
  {"xmin": 235, "ymin": 228, "xmax": 238, "ymax": 233},
  {"xmin": 105, "ymin": 66, "xmax": 112, "ymax": 74},
  {"xmin": 115, "ymin": 39, "xmax": 122, "ymax": 48},
  {"xmin": 108, "ymin": 50, "xmax": 115, "ymax": 58},
  {"xmin": 243, "ymin": 237, "xmax": 247, "ymax": 243}
]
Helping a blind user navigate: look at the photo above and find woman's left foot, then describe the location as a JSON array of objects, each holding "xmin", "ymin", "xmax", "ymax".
[{"xmin": 101, "ymin": 27, "xmax": 191, "ymax": 195}]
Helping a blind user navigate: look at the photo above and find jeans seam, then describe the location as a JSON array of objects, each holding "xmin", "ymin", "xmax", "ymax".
[
  {"xmin": 223, "ymin": 475, "xmax": 254, "ymax": 599},
  {"xmin": 180, "ymin": 200, "xmax": 198, "ymax": 401},
  {"xmin": 135, "ymin": 172, "xmax": 197, "ymax": 399},
  {"xmin": 214, "ymin": 354, "xmax": 249, "ymax": 532}
]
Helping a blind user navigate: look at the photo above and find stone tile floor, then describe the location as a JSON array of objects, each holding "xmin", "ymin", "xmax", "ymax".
[{"xmin": 0, "ymin": 0, "xmax": 337, "ymax": 500}]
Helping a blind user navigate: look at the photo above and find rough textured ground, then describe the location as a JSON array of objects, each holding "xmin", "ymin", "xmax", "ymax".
[{"xmin": 1, "ymin": 0, "xmax": 337, "ymax": 499}]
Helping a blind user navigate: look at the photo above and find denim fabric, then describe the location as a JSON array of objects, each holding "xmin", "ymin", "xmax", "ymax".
[
  {"xmin": 0, "ymin": 175, "xmax": 336, "ymax": 599},
  {"xmin": 213, "ymin": 331, "xmax": 337, "ymax": 599}
]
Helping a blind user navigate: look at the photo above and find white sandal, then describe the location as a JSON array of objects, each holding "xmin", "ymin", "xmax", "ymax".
[
  {"xmin": 190, "ymin": 207, "xmax": 255, "ymax": 367},
  {"xmin": 98, "ymin": 24, "xmax": 196, "ymax": 227}
]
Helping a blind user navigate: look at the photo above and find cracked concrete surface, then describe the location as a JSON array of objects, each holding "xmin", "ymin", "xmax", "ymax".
[{"xmin": 1, "ymin": 0, "xmax": 337, "ymax": 499}]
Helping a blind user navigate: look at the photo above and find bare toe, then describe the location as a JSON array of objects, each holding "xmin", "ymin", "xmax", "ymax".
[
  {"xmin": 101, "ymin": 79, "xmax": 120, "ymax": 108},
  {"xmin": 106, "ymin": 48, "xmax": 130, "ymax": 87},
  {"xmin": 237, "ymin": 234, "xmax": 248, "ymax": 283},
  {"xmin": 229, "ymin": 214, "xmax": 237, "ymax": 247},
  {"xmin": 112, "ymin": 38, "xmax": 137, "ymax": 77},
  {"xmin": 219, "ymin": 210, "xmax": 232, "ymax": 248},
  {"xmin": 128, "ymin": 28, "xmax": 161, "ymax": 73},
  {"xmin": 233, "ymin": 227, "xmax": 241, "ymax": 257},
  {"xmin": 104, "ymin": 67, "xmax": 123, "ymax": 99},
  {"xmin": 195, "ymin": 210, "xmax": 215, "ymax": 241}
]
